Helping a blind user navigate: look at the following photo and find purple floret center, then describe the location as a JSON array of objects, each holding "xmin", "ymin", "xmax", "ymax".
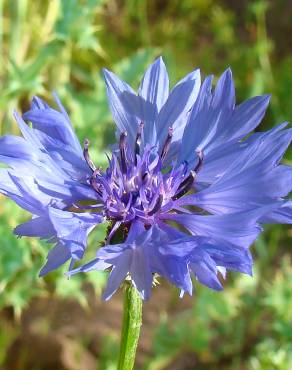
[{"xmin": 83, "ymin": 123, "xmax": 203, "ymax": 227}]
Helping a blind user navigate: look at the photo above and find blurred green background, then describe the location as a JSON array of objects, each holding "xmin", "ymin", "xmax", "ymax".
[{"xmin": 0, "ymin": 0, "xmax": 291, "ymax": 369}]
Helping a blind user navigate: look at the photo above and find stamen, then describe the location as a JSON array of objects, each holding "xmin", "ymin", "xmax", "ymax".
[
  {"xmin": 71, "ymin": 203, "xmax": 102, "ymax": 210},
  {"xmin": 83, "ymin": 139, "xmax": 96, "ymax": 172},
  {"xmin": 94, "ymin": 171, "xmax": 112, "ymax": 194},
  {"xmin": 148, "ymin": 194, "xmax": 163, "ymax": 216},
  {"xmin": 92, "ymin": 168, "xmax": 101, "ymax": 177},
  {"xmin": 172, "ymin": 150, "xmax": 204, "ymax": 200},
  {"xmin": 194, "ymin": 149, "xmax": 204, "ymax": 173},
  {"xmin": 161, "ymin": 127, "xmax": 173, "ymax": 161},
  {"xmin": 135, "ymin": 122, "xmax": 144, "ymax": 162},
  {"xmin": 119, "ymin": 132, "xmax": 128, "ymax": 174},
  {"xmin": 90, "ymin": 178, "xmax": 103, "ymax": 196},
  {"xmin": 172, "ymin": 171, "xmax": 196, "ymax": 200},
  {"xmin": 105, "ymin": 221, "xmax": 122, "ymax": 244},
  {"xmin": 90, "ymin": 169, "xmax": 104, "ymax": 197}
]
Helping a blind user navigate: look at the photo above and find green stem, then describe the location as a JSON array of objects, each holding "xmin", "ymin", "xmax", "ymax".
[{"xmin": 117, "ymin": 283, "xmax": 143, "ymax": 370}]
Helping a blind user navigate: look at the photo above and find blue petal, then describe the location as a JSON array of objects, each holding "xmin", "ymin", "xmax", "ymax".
[
  {"xmin": 103, "ymin": 221, "xmax": 153, "ymax": 300},
  {"xmin": 202, "ymin": 243, "xmax": 253, "ymax": 275},
  {"xmin": 212, "ymin": 68, "xmax": 235, "ymax": 110},
  {"xmin": 260, "ymin": 201, "xmax": 292, "ymax": 224},
  {"xmin": 163, "ymin": 209, "xmax": 267, "ymax": 248},
  {"xmin": 138, "ymin": 56, "xmax": 169, "ymax": 114},
  {"xmin": 23, "ymin": 97, "xmax": 82, "ymax": 155},
  {"xmin": 178, "ymin": 75, "xmax": 215, "ymax": 163},
  {"xmin": 155, "ymin": 223, "xmax": 252, "ymax": 289},
  {"xmin": 185, "ymin": 166, "xmax": 292, "ymax": 215},
  {"xmin": 191, "ymin": 69, "xmax": 235, "ymax": 153},
  {"xmin": 0, "ymin": 111, "xmax": 97, "ymax": 213},
  {"xmin": 52, "ymin": 92, "xmax": 72, "ymax": 124},
  {"xmin": 151, "ymin": 251, "xmax": 193, "ymax": 295},
  {"xmin": 14, "ymin": 111, "xmax": 43, "ymax": 147},
  {"xmin": 244, "ymin": 123, "xmax": 292, "ymax": 169},
  {"xmin": 68, "ymin": 221, "xmax": 154, "ymax": 300},
  {"xmin": 17, "ymin": 111, "xmax": 89, "ymax": 179},
  {"xmin": 0, "ymin": 135, "xmax": 39, "ymax": 166},
  {"xmin": 130, "ymin": 245, "xmax": 153, "ymax": 300},
  {"xmin": 31, "ymin": 96, "xmax": 49, "ymax": 109},
  {"xmin": 39, "ymin": 243, "xmax": 71, "ymax": 276},
  {"xmin": 2, "ymin": 167, "xmax": 88, "ymax": 217},
  {"xmin": 178, "ymin": 72, "xmax": 270, "ymax": 165},
  {"xmin": 147, "ymin": 225, "xmax": 193, "ymax": 294},
  {"xmin": 0, "ymin": 169, "xmax": 16, "ymax": 194},
  {"xmin": 0, "ymin": 132, "xmax": 86, "ymax": 199},
  {"xmin": 103, "ymin": 69, "xmax": 140, "ymax": 146},
  {"xmin": 191, "ymin": 124, "xmax": 292, "ymax": 204},
  {"xmin": 221, "ymin": 95, "xmax": 270, "ymax": 142},
  {"xmin": 48, "ymin": 208, "xmax": 102, "ymax": 260},
  {"xmin": 1, "ymin": 173, "xmax": 48, "ymax": 214},
  {"xmin": 156, "ymin": 68, "xmax": 201, "ymax": 147},
  {"xmin": 35, "ymin": 176, "xmax": 96, "ymax": 204},
  {"xmin": 138, "ymin": 57, "xmax": 169, "ymax": 146},
  {"xmin": 102, "ymin": 248, "xmax": 133, "ymax": 300},
  {"xmin": 14, "ymin": 215, "xmax": 55, "ymax": 238},
  {"xmin": 68, "ymin": 258, "xmax": 111, "ymax": 275},
  {"xmin": 197, "ymin": 141, "xmax": 245, "ymax": 183},
  {"xmin": 189, "ymin": 248, "xmax": 223, "ymax": 291}
]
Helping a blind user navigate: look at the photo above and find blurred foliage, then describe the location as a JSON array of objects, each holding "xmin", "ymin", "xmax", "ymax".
[{"xmin": 0, "ymin": 0, "xmax": 291, "ymax": 369}]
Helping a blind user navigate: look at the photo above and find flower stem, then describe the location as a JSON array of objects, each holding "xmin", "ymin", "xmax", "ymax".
[{"xmin": 117, "ymin": 283, "xmax": 143, "ymax": 370}]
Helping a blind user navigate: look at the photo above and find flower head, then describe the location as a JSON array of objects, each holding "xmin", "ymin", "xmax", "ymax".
[{"xmin": 0, "ymin": 57, "xmax": 291, "ymax": 300}]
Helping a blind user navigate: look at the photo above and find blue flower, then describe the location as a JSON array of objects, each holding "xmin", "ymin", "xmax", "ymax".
[{"xmin": 0, "ymin": 57, "xmax": 291, "ymax": 300}]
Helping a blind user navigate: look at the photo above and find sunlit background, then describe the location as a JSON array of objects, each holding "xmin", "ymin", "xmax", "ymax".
[{"xmin": 0, "ymin": 1, "xmax": 291, "ymax": 369}]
